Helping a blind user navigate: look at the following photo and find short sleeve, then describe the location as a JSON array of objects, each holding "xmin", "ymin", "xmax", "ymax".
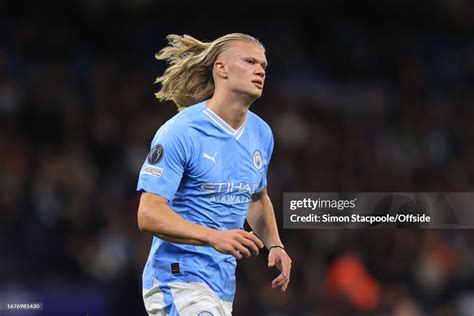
[
  {"xmin": 257, "ymin": 126, "xmax": 274, "ymax": 192},
  {"xmin": 136, "ymin": 124, "xmax": 189, "ymax": 201}
]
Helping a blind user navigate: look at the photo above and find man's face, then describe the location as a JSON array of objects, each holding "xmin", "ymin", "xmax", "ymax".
[{"xmin": 219, "ymin": 41, "xmax": 267, "ymax": 99}]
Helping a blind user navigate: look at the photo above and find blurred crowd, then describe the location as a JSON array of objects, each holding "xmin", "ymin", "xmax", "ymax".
[{"xmin": 1, "ymin": 1, "xmax": 474, "ymax": 315}]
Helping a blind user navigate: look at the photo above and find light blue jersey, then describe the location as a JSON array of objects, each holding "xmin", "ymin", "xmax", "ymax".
[{"xmin": 137, "ymin": 101, "xmax": 274, "ymax": 309}]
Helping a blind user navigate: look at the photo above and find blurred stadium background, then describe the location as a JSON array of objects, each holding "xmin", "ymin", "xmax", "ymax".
[{"xmin": 1, "ymin": 0, "xmax": 474, "ymax": 315}]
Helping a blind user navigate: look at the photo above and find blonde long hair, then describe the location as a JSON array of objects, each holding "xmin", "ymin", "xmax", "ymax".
[{"xmin": 154, "ymin": 33, "xmax": 264, "ymax": 110}]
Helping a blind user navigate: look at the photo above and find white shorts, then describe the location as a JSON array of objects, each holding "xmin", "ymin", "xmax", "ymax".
[{"xmin": 143, "ymin": 280, "xmax": 233, "ymax": 316}]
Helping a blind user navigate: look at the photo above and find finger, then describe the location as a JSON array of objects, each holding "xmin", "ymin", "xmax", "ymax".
[
  {"xmin": 272, "ymin": 273, "xmax": 289, "ymax": 289},
  {"xmin": 282, "ymin": 275, "xmax": 290, "ymax": 292},
  {"xmin": 247, "ymin": 231, "xmax": 264, "ymax": 249},
  {"xmin": 230, "ymin": 249, "xmax": 243, "ymax": 260},
  {"xmin": 280, "ymin": 258, "xmax": 290, "ymax": 278},
  {"xmin": 236, "ymin": 235, "xmax": 260, "ymax": 255},
  {"xmin": 234, "ymin": 243, "xmax": 252, "ymax": 258},
  {"xmin": 239, "ymin": 230, "xmax": 263, "ymax": 249},
  {"xmin": 272, "ymin": 274, "xmax": 284, "ymax": 286},
  {"xmin": 268, "ymin": 255, "xmax": 276, "ymax": 267},
  {"xmin": 282, "ymin": 261, "xmax": 291, "ymax": 292}
]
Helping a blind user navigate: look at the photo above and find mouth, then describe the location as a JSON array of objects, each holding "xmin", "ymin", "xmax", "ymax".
[{"xmin": 252, "ymin": 80, "xmax": 264, "ymax": 89}]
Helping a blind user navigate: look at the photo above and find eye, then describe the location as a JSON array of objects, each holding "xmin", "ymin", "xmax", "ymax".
[{"xmin": 246, "ymin": 59, "xmax": 255, "ymax": 64}]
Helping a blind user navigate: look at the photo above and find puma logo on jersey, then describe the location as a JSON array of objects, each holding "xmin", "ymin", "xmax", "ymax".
[{"xmin": 203, "ymin": 152, "xmax": 218, "ymax": 163}]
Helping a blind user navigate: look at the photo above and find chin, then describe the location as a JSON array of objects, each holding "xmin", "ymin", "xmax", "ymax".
[
  {"xmin": 246, "ymin": 93, "xmax": 261, "ymax": 102},
  {"xmin": 234, "ymin": 87, "xmax": 262, "ymax": 100},
  {"xmin": 249, "ymin": 88, "xmax": 263, "ymax": 99}
]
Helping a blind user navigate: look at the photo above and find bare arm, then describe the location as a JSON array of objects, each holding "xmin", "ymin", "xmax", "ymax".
[
  {"xmin": 138, "ymin": 192, "xmax": 212, "ymax": 245},
  {"xmin": 247, "ymin": 188, "xmax": 292, "ymax": 291},
  {"xmin": 247, "ymin": 188, "xmax": 283, "ymax": 248},
  {"xmin": 137, "ymin": 192, "xmax": 264, "ymax": 259}
]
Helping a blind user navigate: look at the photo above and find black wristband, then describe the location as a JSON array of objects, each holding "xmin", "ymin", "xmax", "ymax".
[{"xmin": 268, "ymin": 245, "xmax": 285, "ymax": 251}]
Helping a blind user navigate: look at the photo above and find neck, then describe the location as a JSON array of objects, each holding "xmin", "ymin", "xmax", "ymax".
[{"xmin": 206, "ymin": 91, "xmax": 255, "ymax": 130}]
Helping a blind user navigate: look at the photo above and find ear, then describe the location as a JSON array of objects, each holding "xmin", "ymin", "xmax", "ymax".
[{"xmin": 214, "ymin": 60, "xmax": 228, "ymax": 79}]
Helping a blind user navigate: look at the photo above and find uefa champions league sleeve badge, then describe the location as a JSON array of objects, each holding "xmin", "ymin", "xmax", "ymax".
[{"xmin": 148, "ymin": 144, "xmax": 164, "ymax": 164}]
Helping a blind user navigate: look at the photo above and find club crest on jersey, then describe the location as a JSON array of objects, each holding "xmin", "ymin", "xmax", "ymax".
[
  {"xmin": 147, "ymin": 144, "xmax": 164, "ymax": 164},
  {"xmin": 197, "ymin": 312, "xmax": 213, "ymax": 316},
  {"xmin": 253, "ymin": 150, "xmax": 263, "ymax": 170}
]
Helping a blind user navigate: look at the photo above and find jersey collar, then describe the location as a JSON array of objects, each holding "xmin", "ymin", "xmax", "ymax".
[{"xmin": 203, "ymin": 106, "xmax": 246, "ymax": 140}]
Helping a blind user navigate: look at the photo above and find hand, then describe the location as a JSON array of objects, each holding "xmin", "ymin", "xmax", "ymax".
[
  {"xmin": 208, "ymin": 229, "xmax": 264, "ymax": 260},
  {"xmin": 268, "ymin": 247, "xmax": 292, "ymax": 292}
]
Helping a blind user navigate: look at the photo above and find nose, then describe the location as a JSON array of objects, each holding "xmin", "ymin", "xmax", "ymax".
[{"xmin": 255, "ymin": 66, "xmax": 265, "ymax": 78}]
